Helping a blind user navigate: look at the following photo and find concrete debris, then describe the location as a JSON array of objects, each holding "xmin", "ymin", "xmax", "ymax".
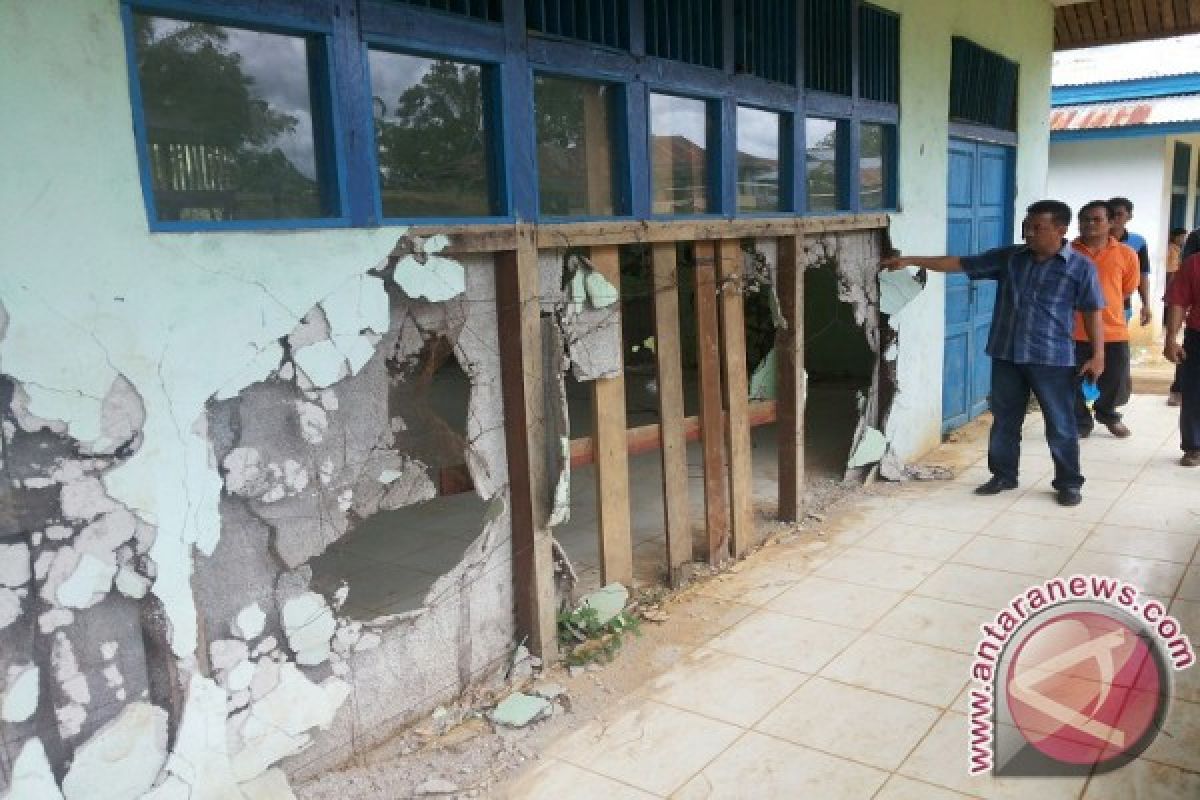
[
  {"xmin": 847, "ymin": 427, "xmax": 887, "ymax": 469},
  {"xmin": 0, "ymin": 542, "xmax": 31, "ymax": 587},
  {"xmin": 508, "ymin": 644, "xmax": 536, "ymax": 683},
  {"xmin": 5, "ymin": 738, "xmax": 64, "ymax": 800},
  {"xmin": 641, "ymin": 609, "xmax": 670, "ymax": 623},
  {"xmin": 904, "ymin": 463, "xmax": 955, "ymax": 481},
  {"xmin": 415, "ymin": 779, "xmax": 461, "ymax": 796},
  {"xmin": 488, "ymin": 692, "xmax": 552, "ymax": 728},
  {"xmin": 282, "ymin": 591, "xmax": 336, "ymax": 666},
  {"xmin": 529, "ymin": 682, "xmax": 567, "ymax": 701},
  {"xmin": 2, "ymin": 664, "xmax": 39, "ymax": 723},
  {"xmin": 60, "ymin": 703, "xmax": 168, "ymax": 800},
  {"xmin": 228, "ymin": 663, "xmax": 351, "ymax": 782},
  {"xmin": 239, "ymin": 768, "xmax": 298, "ymax": 800},
  {"xmin": 578, "ymin": 582, "xmax": 629, "ymax": 626}
]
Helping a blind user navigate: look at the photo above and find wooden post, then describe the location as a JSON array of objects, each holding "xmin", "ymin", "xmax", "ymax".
[
  {"xmin": 651, "ymin": 242, "xmax": 692, "ymax": 585},
  {"xmin": 776, "ymin": 235, "xmax": 805, "ymax": 521},
  {"xmin": 693, "ymin": 241, "xmax": 730, "ymax": 564},
  {"xmin": 495, "ymin": 224, "xmax": 558, "ymax": 659},
  {"xmin": 588, "ymin": 244, "xmax": 634, "ymax": 586},
  {"xmin": 717, "ymin": 238, "xmax": 754, "ymax": 558}
]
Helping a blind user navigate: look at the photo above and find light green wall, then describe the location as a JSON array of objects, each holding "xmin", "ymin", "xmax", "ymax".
[
  {"xmin": 869, "ymin": 0, "xmax": 1054, "ymax": 458},
  {"xmin": 0, "ymin": 0, "xmax": 1054, "ymax": 656}
]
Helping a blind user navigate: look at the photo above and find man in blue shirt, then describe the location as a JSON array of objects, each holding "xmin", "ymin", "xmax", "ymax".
[
  {"xmin": 1108, "ymin": 197, "xmax": 1152, "ymax": 326},
  {"xmin": 882, "ymin": 200, "xmax": 1106, "ymax": 507}
]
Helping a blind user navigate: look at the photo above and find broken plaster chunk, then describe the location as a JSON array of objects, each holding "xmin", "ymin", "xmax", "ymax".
[
  {"xmin": 101, "ymin": 642, "xmax": 119, "ymax": 660},
  {"xmin": 38, "ymin": 608, "xmax": 74, "ymax": 634},
  {"xmin": 228, "ymin": 663, "xmax": 351, "ymax": 783},
  {"xmin": 393, "ymin": 253, "xmax": 466, "ymax": 303},
  {"xmin": 114, "ymin": 565, "xmax": 150, "ymax": 599},
  {"xmin": 878, "ymin": 267, "xmax": 927, "ymax": 316},
  {"xmin": 233, "ymin": 602, "xmax": 267, "ymax": 640},
  {"xmin": 210, "ymin": 639, "xmax": 250, "ymax": 673},
  {"xmin": 583, "ymin": 270, "xmax": 618, "ymax": 308},
  {"xmin": 578, "ymin": 582, "xmax": 629, "ymax": 626},
  {"xmin": 223, "ymin": 447, "xmax": 267, "ymax": 496},
  {"xmin": 60, "ymin": 477, "xmax": 121, "ymax": 521},
  {"xmin": 0, "ymin": 587, "xmax": 20, "ymax": 630},
  {"xmin": 292, "ymin": 339, "xmax": 350, "ymax": 388},
  {"xmin": 83, "ymin": 374, "xmax": 145, "ymax": 456},
  {"xmin": 46, "ymin": 524, "xmax": 73, "ymax": 541},
  {"xmin": 847, "ymin": 426, "xmax": 888, "ymax": 469},
  {"xmin": 282, "ymin": 592, "xmax": 336, "ymax": 666},
  {"xmin": 0, "ymin": 542, "xmax": 31, "ymax": 587},
  {"xmin": 158, "ymin": 674, "xmax": 243, "ymax": 797},
  {"xmin": 748, "ymin": 347, "xmax": 778, "ymax": 401},
  {"xmin": 57, "ymin": 703, "xmax": 87, "ymax": 739},
  {"xmin": 295, "ymin": 400, "xmax": 328, "ymax": 445},
  {"xmin": 2, "ymin": 664, "xmax": 40, "ymax": 723},
  {"xmin": 227, "ymin": 660, "xmax": 256, "ymax": 693},
  {"xmin": 102, "ymin": 665, "xmax": 123, "ymax": 689},
  {"xmin": 239, "ymin": 768, "xmax": 298, "ymax": 800},
  {"xmin": 60, "ymin": 703, "xmax": 168, "ymax": 800},
  {"xmin": 55, "ymin": 552, "xmax": 117, "ymax": 609},
  {"xmin": 252, "ymin": 636, "xmax": 279, "ymax": 660},
  {"xmin": 489, "ymin": 692, "xmax": 552, "ymax": 728},
  {"xmin": 5, "ymin": 738, "xmax": 64, "ymax": 800}
]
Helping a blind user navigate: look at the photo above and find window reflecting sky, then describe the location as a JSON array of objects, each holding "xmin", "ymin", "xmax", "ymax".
[
  {"xmin": 737, "ymin": 106, "xmax": 780, "ymax": 160},
  {"xmin": 650, "ymin": 93, "xmax": 707, "ymax": 145}
]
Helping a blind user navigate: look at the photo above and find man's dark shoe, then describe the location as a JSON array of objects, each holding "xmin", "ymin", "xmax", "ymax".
[
  {"xmin": 1056, "ymin": 488, "xmax": 1083, "ymax": 507},
  {"xmin": 1104, "ymin": 421, "xmax": 1131, "ymax": 438},
  {"xmin": 975, "ymin": 477, "xmax": 1018, "ymax": 495},
  {"xmin": 1182, "ymin": 450, "xmax": 1200, "ymax": 468}
]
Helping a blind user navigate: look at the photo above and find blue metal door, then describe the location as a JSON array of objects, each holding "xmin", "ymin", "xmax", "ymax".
[{"xmin": 943, "ymin": 139, "xmax": 1013, "ymax": 433}]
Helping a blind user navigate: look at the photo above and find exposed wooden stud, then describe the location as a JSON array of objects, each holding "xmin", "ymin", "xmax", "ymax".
[
  {"xmin": 693, "ymin": 240, "xmax": 730, "ymax": 564},
  {"xmin": 775, "ymin": 235, "xmax": 805, "ymax": 522},
  {"xmin": 1189, "ymin": 0, "xmax": 1200, "ymax": 26},
  {"xmin": 716, "ymin": 238, "xmax": 754, "ymax": 558},
  {"xmin": 494, "ymin": 224, "xmax": 558, "ymax": 659},
  {"xmin": 588, "ymin": 244, "xmax": 634, "ymax": 586},
  {"xmin": 1163, "ymin": 0, "xmax": 1178, "ymax": 28},
  {"xmin": 651, "ymin": 242, "xmax": 692, "ymax": 586}
]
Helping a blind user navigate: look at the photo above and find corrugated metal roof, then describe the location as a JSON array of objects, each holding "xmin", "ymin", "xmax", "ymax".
[
  {"xmin": 1052, "ymin": 34, "xmax": 1200, "ymax": 86},
  {"xmin": 1050, "ymin": 94, "xmax": 1200, "ymax": 131}
]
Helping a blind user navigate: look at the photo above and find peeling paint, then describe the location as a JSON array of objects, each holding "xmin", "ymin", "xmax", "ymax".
[
  {"xmin": 4, "ymin": 738, "xmax": 63, "ymax": 800},
  {"xmin": 60, "ymin": 703, "xmax": 167, "ymax": 800},
  {"xmin": 281, "ymin": 592, "xmax": 336, "ymax": 667},
  {"xmin": 2, "ymin": 664, "xmax": 39, "ymax": 723},
  {"xmin": 847, "ymin": 426, "xmax": 888, "ymax": 469}
]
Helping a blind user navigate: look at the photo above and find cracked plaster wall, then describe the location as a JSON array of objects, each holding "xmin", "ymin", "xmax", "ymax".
[{"xmin": 0, "ymin": 3, "xmax": 517, "ymax": 796}]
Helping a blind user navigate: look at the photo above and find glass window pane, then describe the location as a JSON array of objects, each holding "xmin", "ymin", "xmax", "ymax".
[
  {"xmin": 133, "ymin": 15, "xmax": 329, "ymax": 221},
  {"xmin": 535, "ymin": 75, "xmax": 615, "ymax": 217},
  {"xmin": 805, "ymin": 117, "xmax": 843, "ymax": 213},
  {"xmin": 651, "ymin": 93, "xmax": 709, "ymax": 215},
  {"xmin": 737, "ymin": 107, "xmax": 782, "ymax": 213},
  {"xmin": 860, "ymin": 122, "xmax": 893, "ymax": 210},
  {"xmin": 370, "ymin": 51, "xmax": 491, "ymax": 218}
]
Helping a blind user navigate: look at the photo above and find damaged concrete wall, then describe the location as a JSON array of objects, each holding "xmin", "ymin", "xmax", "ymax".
[{"xmin": 0, "ymin": 5, "xmax": 519, "ymax": 797}]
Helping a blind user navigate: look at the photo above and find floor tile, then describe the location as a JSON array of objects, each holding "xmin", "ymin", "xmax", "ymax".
[
  {"xmin": 1177, "ymin": 566, "xmax": 1200, "ymax": 602},
  {"xmin": 693, "ymin": 565, "xmax": 804, "ymax": 607},
  {"xmin": 898, "ymin": 502, "xmax": 1002, "ymax": 533},
  {"xmin": 756, "ymin": 677, "xmax": 940, "ymax": 770},
  {"xmin": 898, "ymin": 712, "xmax": 1087, "ymax": 800},
  {"xmin": 819, "ymin": 632, "xmax": 970, "ymax": 708},
  {"xmin": 643, "ymin": 648, "xmax": 807, "ymax": 727},
  {"xmin": 708, "ymin": 610, "xmax": 860, "ymax": 673},
  {"xmin": 873, "ymin": 595, "xmax": 990, "ymax": 655},
  {"xmin": 814, "ymin": 547, "xmax": 943, "ymax": 592},
  {"xmin": 1032, "ymin": 476, "xmax": 1129, "ymax": 500},
  {"xmin": 951, "ymin": 535, "xmax": 1075, "ymax": 578},
  {"xmin": 856, "ymin": 522, "xmax": 974, "ymax": 561},
  {"xmin": 875, "ymin": 774, "xmax": 981, "ymax": 800},
  {"xmin": 502, "ymin": 759, "xmax": 658, "ymax": 800},
  {"xmin": 1138, "ymin": 697, "xmax": 1200, "ymax": 772},
  {"xmin": 765, "ymin": 575, "xmax": 904, "ymax": 629},
  {"xmin": 915, "ymin": 564, "xmax": 1042, "ymax": 610},
  {"xmin": 1058, "ymin": 551, "xmax": 1186, "ymax": 597},
  {"xmin": 979, "ymin": 512, "xmax": 1094, "ymax": 548},
  {"xmin": 1082, "ymin": 758, "xmax": 1200, "ymax": 799},
  {"xmin": 672, "ymin": 731, "xmax": 888, "ymax": 800},
  {"xmin": 1082, "ymin": 525, "xmax": 1199, "ymax": 565},
  {"xmin": 1102, "ymin": 501, "xmax": 1200, "ymax": 535},
  {"xmin": 548, "ymin": 701, "xmax": 742, "ymax": 796},
  {"xmin": 1116, "ymin": 484, "xmax": 1200, "ymax": 512},
  {"xmin": 1010, "ymin": 492, "xmax": 1117, "ymax": 523}
]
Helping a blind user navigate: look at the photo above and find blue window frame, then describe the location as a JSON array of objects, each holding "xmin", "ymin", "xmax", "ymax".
[{"xmin": 120, "ymin": 0, "xmax": 903, "ymax": 230}]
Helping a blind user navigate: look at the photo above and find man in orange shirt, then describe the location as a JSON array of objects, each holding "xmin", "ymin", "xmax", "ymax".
[{"xmin": 1072, "ymin": 200, "xmax": 1140, "ymax": 438}]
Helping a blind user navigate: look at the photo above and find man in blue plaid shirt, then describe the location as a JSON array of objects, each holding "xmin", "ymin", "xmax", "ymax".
[{"xmin": 882, "ymin": 200, "xmax": 1106, "ymax": 507}]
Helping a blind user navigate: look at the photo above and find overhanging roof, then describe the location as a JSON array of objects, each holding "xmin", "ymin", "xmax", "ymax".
[
  {"xmin": 1054, "ymin": 1, "xmax": 1200, "ymax": 50},
  {"xmin": 1050, "ymin": 93, "xmax": 1200, "ymax": 139}
]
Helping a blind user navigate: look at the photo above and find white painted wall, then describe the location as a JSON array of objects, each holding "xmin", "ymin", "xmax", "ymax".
[
  {"xmin": 1048, "ymin": 132, "xmax": 1200, "ymax": 312},
  {"xmin": 870, "ymin": 0, "xmax": 1054, "ymax": 460}
]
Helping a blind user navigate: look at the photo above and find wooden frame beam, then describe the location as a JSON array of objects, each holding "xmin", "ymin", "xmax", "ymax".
[
  {"xmin": 651, "ymin": 242, "xmax": 692, "ymax": 586},
  {"xmin": 494, "ymin": 224, "xmax": 557, "ymax": 659},
  {"xmin": 588, "ymin": 244, "xmax": 634, "ymax": 586},
  {"xmin": 693, "ymin": 241, "xmax": 730, "ymax": 564},
  {"xmin": 717, "ymin": 239, "xmax": 754, "ymax": 558},
  {"xmin": 776, "ymin": 235, "xmax": 805, "ymax": 521}
]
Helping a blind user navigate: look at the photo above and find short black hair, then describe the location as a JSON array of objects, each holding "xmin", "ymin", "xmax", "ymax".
[
  {"xmin": 1027, "ymin": 200, "xmax": 1072, "ymax": 228},
  {"xmin": 1109, "ymin": 196, "xmax": 1134, "ymax": 214},
  {"xmin": 1171, "ymin": 227, "xmax": 1189, "ymax": 239},
  {"xmin": 1077, "ymin": 200, "xmax": 1112, "ymax": 222}
]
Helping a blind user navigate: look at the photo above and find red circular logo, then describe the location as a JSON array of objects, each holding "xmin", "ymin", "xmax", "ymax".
[{"xmin": 1005, "ymin": 610, "xmax": 1164, "ymax": 766}]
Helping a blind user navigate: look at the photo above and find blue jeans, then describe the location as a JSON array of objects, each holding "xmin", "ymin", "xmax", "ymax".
[
  {"xmin": 1181, "ymin": 329, "xmax": 1200, "ymax": 452},
  {"xmin": 988, "ymin": 358, "xmax": 1084, "ymax": 490}
]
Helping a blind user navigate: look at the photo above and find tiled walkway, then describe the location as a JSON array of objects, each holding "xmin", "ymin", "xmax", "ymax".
[{"xmin": 501, "ymin": 395, "xmax": 1200, "ymax": 799}]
